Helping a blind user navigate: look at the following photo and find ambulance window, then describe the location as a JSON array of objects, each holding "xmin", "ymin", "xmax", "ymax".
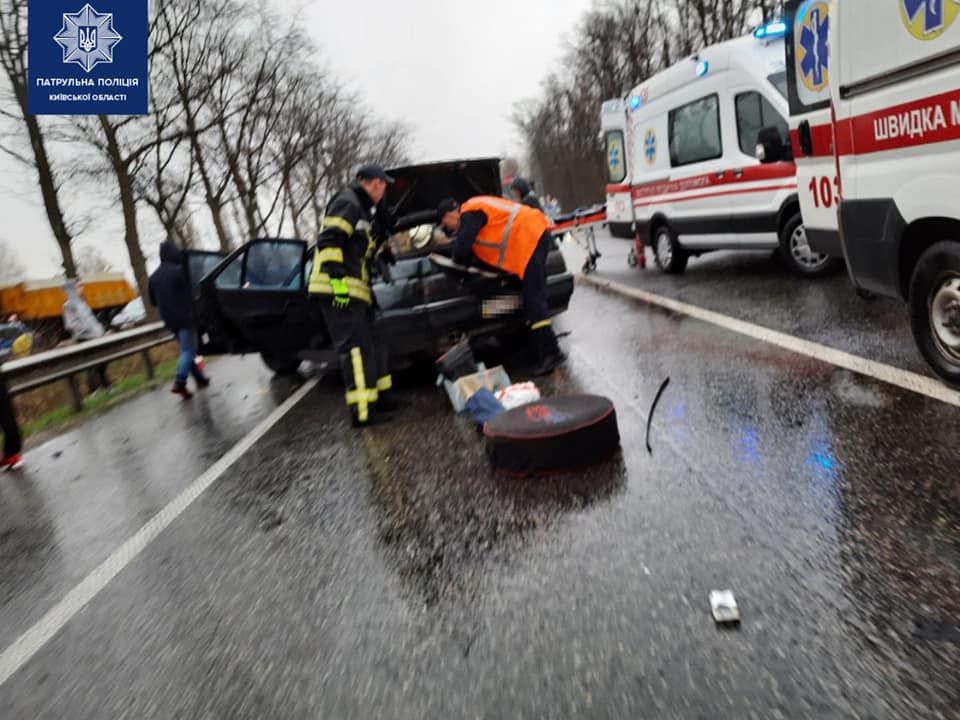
[
  {"xmin": 668, "ymin": 94, "xmax": 722, "ymax": 168},
  {"xmin": 605, "ymin": 130, "xmax": 627, "ymax": 183},
  {"xmin": 735, "ymin": 92, "xmax": 789, "ymax": 156},
  {"xmin": 767, "ymin": 72, "xmax": 788, "ymax": 99}
]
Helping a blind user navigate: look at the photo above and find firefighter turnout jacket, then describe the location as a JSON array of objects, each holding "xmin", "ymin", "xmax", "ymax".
[{"xmin": 308, "ymin": 184, "xmax": 379, "ymax": 303}]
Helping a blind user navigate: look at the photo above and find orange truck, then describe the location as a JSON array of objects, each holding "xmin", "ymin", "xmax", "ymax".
[{"xmin": 0, "ymin": 273, "xmax": 137, "ymax": 348}]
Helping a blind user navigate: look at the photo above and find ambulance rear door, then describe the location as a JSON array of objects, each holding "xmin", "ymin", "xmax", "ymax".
[
  {"xmin": 786, "ymin": 0, "xmax": 841, "ymax": 257},
  {"xmin": 602, "ymin": 98, "xmax": 636, "ymax": 239}
]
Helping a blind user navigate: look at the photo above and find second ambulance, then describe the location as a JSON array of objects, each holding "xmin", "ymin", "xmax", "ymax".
[
  {"xmin": 787, "ymin": 0, "xmax": 960, "ymax": 387},
  {"xmin": 603, "ymin": 22, "xmax": 841, "ymax": 277}
]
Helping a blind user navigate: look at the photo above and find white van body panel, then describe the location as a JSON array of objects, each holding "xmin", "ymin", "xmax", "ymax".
[{"xmin": 623, "ymin": 33, "xmax": 798, "ymax": 256}]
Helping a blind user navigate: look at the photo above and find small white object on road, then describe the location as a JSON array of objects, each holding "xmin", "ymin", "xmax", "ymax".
[
  {"xmin": 709, "ymin": 590, "xmax": 741, "ymax": 624},
  {"xmin": 495, "ymin": 382, "xmax": 541, "ymax": 410}
]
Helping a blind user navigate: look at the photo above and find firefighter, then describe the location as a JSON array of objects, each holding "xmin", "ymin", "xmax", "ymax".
[
  {"xmin": 509, "ymin": 177, "xmax": 543, "ymax": 211},
  {"xmin": 309, "ymin": 165, "xmax": 397, "ymax": 426},
  {"xmin": 438, "ymin": 196, "xmax": 566, "ymax": 377}
]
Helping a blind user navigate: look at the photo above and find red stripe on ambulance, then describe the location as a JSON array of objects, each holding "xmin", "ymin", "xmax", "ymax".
[
  {"xmin": 630, "ymin": 162, "xmax": 796, "ymax": 203},
  {"xmin": 835, "ymin": 89, "xmax": 960, "ymax": 156}
]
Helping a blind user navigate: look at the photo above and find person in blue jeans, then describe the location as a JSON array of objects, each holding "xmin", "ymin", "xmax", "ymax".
[{"xmin": 148, "ymin": 240, "xmax": 209, "ymax": 400}]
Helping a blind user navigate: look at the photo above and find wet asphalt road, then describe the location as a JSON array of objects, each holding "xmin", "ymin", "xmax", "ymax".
[
  {"xmin": 568, "ymin": 231, "xmax": 928, "ymax": 376},
  {"xmin": 1, "ymin": 254, "xmax": 958, "ymax": 719}
]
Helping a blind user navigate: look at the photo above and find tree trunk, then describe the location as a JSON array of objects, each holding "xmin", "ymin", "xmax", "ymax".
[
  {"xmin": 19, "ymin": 95, "xmax": 77, "ymax": 277},
  {"xmin": 183, "ymin": 106, "xmax": 231, "ymax": 252},
  {"xmin": 285, "ymin": 173, "xmax": 302, "ymax": 239},
  {"xmin": 98, "ymin": 116, "xmax": 156, "ymax": 320}
]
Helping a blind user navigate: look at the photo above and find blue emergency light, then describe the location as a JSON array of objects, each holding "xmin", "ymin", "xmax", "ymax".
[
  {"xmin": 695, "ymin": 60, "xmax": 709, "ymax": 77},
  {"xmin": 629, "ymin": 95, "xmax": 643, "ymax": 110},
  {"xmin": 753, "ymin": 21, "xmax": 787, "ymax": 40}
]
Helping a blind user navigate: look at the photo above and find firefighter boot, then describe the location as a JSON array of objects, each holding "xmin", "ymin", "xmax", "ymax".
[{"xmin": 530, "ymin": 325, "xmax": 566, "ymax": 377}]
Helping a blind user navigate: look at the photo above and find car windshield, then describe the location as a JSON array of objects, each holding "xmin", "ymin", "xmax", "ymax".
[{"xmin": 767, "ymin": 71, "xmax": 788, "ymax": 99}]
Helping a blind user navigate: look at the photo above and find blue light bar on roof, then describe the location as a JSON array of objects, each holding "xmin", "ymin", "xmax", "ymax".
[
  {"xmin": 695, "ymin": 60, "xmax": 709, "ymax": 77},
  {"xmin": 629, "ymin": 95, "xmax": 643, "ymax": 110},
  {"xmin": 754, "ymin": 21, "xmax": 787, "ymax": 39}
]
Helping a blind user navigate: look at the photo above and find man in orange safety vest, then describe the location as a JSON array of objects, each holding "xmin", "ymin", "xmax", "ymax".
[{"xmin": 438, "ymin": 196, "xmax": 565, "ymax": 376}]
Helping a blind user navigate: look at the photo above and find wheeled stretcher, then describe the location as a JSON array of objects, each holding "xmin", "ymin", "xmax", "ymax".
[{"xmin": 549, "ymin": 205, "xmax": 607, "ymax": 274}]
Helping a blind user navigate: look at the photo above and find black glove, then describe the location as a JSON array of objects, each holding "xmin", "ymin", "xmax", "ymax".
[
  {"xmin": 375, "ymin": 254, "xmax": 393, "ymax": 284},
  {"xmin": 379, "ymin": 244, "xmax": 397, "ymax": 266}
]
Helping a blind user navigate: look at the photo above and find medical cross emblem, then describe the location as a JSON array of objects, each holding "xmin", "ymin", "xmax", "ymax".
[
  {"xmin": 53, "ymin": 3, "xmax": 122, "ymax": 73},
  {"xmin": 608, "ymin": 146, "xmax": 620, "ymax": 170},
  {"xmin": 798, "ymin": 2, "xmax": 829, "ymax": 92},
  {"xmin": 901, "ymin": 0, "xmax": 960, "ymax": 39},
  {"xmin": 644, "ymin": 130, "xmax": 657, "ymax": 164}
]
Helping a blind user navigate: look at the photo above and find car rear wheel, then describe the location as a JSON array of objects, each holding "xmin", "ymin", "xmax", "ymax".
[
  {"xmin": 779, "ymin": 214, "xmax": 842, "ymax": 277},
  {"xmin": 910, "ymin": 241, "xmax": 960, "ymax": 388},
  {"xmin": 261, "ymin": 353, "xmax": 301, "ymax": 375},
  {"xmin": 653, "ymin": 224, "xmax": 688, "ymax": 275}
]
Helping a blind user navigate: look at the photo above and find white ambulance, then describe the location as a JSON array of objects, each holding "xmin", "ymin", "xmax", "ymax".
[
  {"xmin": 611, "ymin": 24, "xmax": 840, "ymax": 276},
  {"xmin": 602, "ymin": 98, "xmax": 637, "ymax": 239},
  {"xmin": 788, "ymin": 0, "xmax": 960, "ymax": 386},
  {"xmin": 785, "ymin": 1, "xmax": 843, "ymax": 261}
]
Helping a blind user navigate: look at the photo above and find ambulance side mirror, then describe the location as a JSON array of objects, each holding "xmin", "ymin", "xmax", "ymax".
[{"xmin": 756, "ymin": 127, "xmax": 790, "ymax": 163}]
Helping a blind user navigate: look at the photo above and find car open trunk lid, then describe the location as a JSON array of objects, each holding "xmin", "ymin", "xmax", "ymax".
[{"xmin": 386, "ymin": 158, "xmax": 502, "ymax": 231}]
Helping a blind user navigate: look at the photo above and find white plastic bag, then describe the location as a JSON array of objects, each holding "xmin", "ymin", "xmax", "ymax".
[{"xmin": 495, "ymin": 382, "xmax": 541, "ymax": 410}]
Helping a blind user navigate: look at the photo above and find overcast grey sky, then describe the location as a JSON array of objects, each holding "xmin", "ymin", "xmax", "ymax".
[{"xmin": 2, "ymin": 0, "xmax": 593, "ymax": 279}]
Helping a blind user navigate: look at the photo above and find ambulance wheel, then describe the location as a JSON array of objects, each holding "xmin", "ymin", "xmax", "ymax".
[
  {"xmin": 653, "ymin": 225, "xmax": 687, "ymax": 274},
  {"xmin": 261, "ymin": 353, "xmax": 301, "ymax": 375},
  {"xmin": 909, "ymin": 241, "xmax": 960, "ymax": 389},
  {"xmin": 779, "ymin": 215, "xmax": 841, "ymax": 277}
]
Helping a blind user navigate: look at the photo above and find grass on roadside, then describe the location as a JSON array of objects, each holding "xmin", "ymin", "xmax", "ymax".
[
  {"xmin": 20, "ymin": 358, "xmax": 181, "ymax": 440},
  {"xmin": 8, "ymin": 342, "xmax": 187, "ymax": 444}
]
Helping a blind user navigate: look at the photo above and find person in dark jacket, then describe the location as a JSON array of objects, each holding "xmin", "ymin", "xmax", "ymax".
[
  {"xmin": 510, "ymin": 177, "xmax": 543, "ymax": 212},
  {"xmin": 0, "ymin": 372, "xmax": 22, "ymax": 470},
  {"xmin": 148, "ymin": 240, "xmax": 209, "ymax": 400},
  {"xmin": 307, "ymin": 164, "xmax": 397, "ymax": 426}
]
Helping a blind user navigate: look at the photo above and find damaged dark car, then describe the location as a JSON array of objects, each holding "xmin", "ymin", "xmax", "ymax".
[{"xmin": 192, "ymin": 158, "xmax": 575, "ymax": 374}]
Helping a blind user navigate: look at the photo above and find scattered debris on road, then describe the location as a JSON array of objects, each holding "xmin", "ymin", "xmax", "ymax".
[
  {"xmin": 710, "ymin": 590, "xmax": 741, "ymax": 625},
  {"xmin": 645, "ymin": 377, "xmax": 670, "ymax": 454}
]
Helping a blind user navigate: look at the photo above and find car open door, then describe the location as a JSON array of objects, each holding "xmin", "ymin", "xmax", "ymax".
[
  {"xmin": 184, "ymin": 250, "xmax": 228, "ymax": 355},
  {"xmin": 786, "ymin": 0, "xmax": 841, "ymax": 257},
  {"xmin": 198, "ymin": 239, "xmax": 320, "ymax": 356}
]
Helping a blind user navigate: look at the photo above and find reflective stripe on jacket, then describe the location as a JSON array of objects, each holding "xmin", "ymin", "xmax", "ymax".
[{"xmin": 459, "ymin": 196, "xmax": 549, "ymax": 279}]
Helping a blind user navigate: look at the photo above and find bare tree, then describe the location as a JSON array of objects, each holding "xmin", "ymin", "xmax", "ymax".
[
  {"xmin": 216, "ymin": 14, "xmax": 314, "ymax": 241},
  {"xmin": 515, "ymin": 0, "xmax": 784, "ymax": 209},
  {"xmin": 667, "ymin": 0, "xmax": 782, "ymax": 58},
  {"xmin": 156, "ymin": 0, "xmax": 248, "ymax": 252},
  {"xmin": 0, "ymin": 0, "xmax": 78, "ymax": 277},
  {"xmin": 131, "ymin": 58, "xmax": 197, "ymax": 249},
  {"xmin": 0, "ymin": 238, "xmax": 26, "ymax": 285},
  {"xmin": 68, "ymin": 8, "xmax": 187, "ymax": 315}
]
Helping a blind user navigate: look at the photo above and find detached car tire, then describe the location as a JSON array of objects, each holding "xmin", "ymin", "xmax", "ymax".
[
  {"xmin": 483, "ymin": 395, "xmax": 620, "ymax": 477},
  {"xmin": 909, "ymin": 241, "xmax": 960, "ymax": 389},
  {"xmin": 779, "ymin": 214, "xmax": 842, "ymax": 278},
  {"xmin": 261, "ymin": 353, "xmax": 301, "ymax": 375},
  {"xmin": 652, "ymin": 224, "xmax": 688, "ymax": 275}
]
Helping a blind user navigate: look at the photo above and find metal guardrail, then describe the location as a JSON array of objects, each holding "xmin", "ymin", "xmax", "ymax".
[{"xmin": 0, "ymin": 322, "xmax": 173, "ymax": 412}]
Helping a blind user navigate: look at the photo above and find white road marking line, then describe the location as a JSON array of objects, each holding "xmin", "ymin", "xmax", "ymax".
[
  {"xmin": 579, "ymin": 274, "xmax": 960, "ymax": 408},
  {"xmin": 0, "ymin": 377, "xmax": 319, "ymax": 688}
]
